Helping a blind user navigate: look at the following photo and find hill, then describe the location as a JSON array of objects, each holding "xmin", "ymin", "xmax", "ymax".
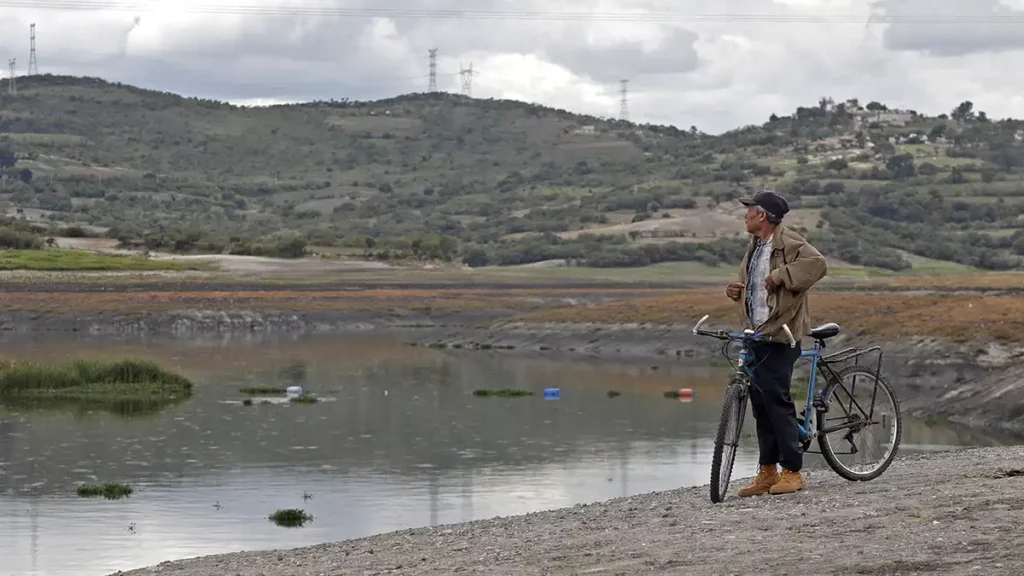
[{"xmin": 1, "ymin": 77, "xmax": 1023, "ymax": 272}]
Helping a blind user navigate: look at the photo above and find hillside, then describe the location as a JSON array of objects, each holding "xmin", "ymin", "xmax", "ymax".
[{"xmin": 1, "ymin": 77, "xmax": 1023, "ymax": 272}]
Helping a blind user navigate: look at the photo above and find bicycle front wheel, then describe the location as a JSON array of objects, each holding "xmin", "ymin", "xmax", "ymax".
[
  {"xmin": 817, "ymin": 365, "xmax": 902, "ymax": 482},
  {"xmin": 710, "ymin": 377, "xmax": 748, "ymax": 503}
]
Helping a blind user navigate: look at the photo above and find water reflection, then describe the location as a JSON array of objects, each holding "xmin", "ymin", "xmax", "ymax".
[{"xmin": 0, "ymin": 333, "xmax": 1018, "ymax": 576}]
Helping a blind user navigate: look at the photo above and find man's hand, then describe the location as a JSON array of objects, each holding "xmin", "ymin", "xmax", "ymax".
[
  {"xmin": 726, "ymin": 282, "xmax": 743, "ymax": 301},
  {"xmin": 764, "ymin": 275, "xmax": 777, "ymax": 292}
]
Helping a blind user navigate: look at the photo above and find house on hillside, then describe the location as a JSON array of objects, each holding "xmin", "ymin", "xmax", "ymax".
[{"xmin": 854, "ymin": 108, "xmax": 914, "ymax": 127}]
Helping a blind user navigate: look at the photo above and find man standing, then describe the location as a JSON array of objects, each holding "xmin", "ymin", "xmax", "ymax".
[{"xmin": 725, "ymin": 190, "xmax": 827, "ymax": 496}]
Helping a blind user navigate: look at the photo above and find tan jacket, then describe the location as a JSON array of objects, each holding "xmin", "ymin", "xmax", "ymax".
[{"xmin": 731, "ymin": 224, "xmax": 828, "ymax": 342}]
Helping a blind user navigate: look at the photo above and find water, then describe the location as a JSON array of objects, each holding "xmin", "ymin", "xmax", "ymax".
[{"xmin": 0, "ymin": 332, "xmax": 1016, "ymax": 576}]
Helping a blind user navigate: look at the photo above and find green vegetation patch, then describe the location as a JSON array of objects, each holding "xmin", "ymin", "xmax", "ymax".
[
  {"xmin": 268, "ymin": 509, "xmax": 313, "ymax": 527},
  {"xmin": 240, "ymin": 386, "xmax": 287, "ymax": 395},
  {"xmin": 76, "ymin": 482, "xmax": 134, "ymax": 500},
  {"xmin": 473, "ymin": 388, "xmax": 534, "ymax": 398},
  {"xmin": 0, "ymin": 249, "xmax": 204, "ymax": 271},
  {"xmin": 0, "ymin": 359, "xmax": 193, "ymax": 404},
  {"xmin": 289, "ymin": 395, "xmax": 319, "ymax": 404}
]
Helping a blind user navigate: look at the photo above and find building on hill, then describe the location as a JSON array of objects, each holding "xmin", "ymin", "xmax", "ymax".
[{"xmin": 853, "ymin": 109, "xmax": 914, "ymax": 128}]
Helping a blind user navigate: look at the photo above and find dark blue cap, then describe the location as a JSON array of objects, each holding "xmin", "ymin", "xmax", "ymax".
[{"xmin": 739, "ymin": 190, "xmax": 789, "ymax": 219}]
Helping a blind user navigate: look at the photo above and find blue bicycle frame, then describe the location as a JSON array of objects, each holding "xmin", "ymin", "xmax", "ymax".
[
  {"xmin": 693, "ymin": 314, "xmax": 821, "ymax": 443},
  {"xmin": 736, "ymin": 337, "xmax": 822, "ymax": 443}
]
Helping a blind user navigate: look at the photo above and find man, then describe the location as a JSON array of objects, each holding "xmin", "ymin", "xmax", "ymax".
[{"xmin": 725, "ymin": 190, "xmax": 827, "ymax": 496}]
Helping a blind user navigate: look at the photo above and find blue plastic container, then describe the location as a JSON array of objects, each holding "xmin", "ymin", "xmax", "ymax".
[{"xmin": 544, "ymin": 388, "xmax": 561, "ymax": 400}]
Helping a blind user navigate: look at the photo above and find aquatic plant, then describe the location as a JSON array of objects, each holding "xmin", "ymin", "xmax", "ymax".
[
  {"xmin": 0, "ymin": 359, "xmax": 192, "ymax": 405},
  {"xmin": 76, "ymin": 482, "xmax": 134, "ymax": 500},
  {"xmin": 472, "ymin": 388, "xmax": 533, "ymax": 398},
  {"xmin": 607, "ymin": 391, "xmax": 622, "ymax": 398},
  {"xmin": 240, "ymin": 386, "xmax": 287, "ymax": 395},
  {"xmin": 242, "ymin": 398, "xmax": 253, "ymax": 406},
  {"xmin": 268, "ymin": 509, "xmax": 313, "ymax": 527},
  {"xmin": 289, "ymin": 395, "xmax": 319, "ymax": 404}
]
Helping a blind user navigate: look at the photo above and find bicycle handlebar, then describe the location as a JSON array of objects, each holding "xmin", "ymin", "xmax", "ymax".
[{"xmin": 692, "ymin": 314, "xmax": 797, "ymax": 348}]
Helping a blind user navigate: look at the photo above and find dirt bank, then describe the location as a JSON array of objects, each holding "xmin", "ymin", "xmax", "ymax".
[{"xmin": 110, "ymin": 446, "xmax": 1024, "ymax": 576}]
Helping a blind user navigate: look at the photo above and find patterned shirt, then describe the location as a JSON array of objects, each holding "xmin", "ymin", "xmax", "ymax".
[{"xmin": 745, "ymin": 238, "xmax": 773, "ymax": 330}]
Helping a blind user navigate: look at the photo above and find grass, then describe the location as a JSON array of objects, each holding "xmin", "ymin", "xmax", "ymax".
[
  {"xmin": 473, "ymin": 388, "xmax": 534, "ymax": 398},
  {"xmin": 289, "ymin": 395, "xmax": 319, "ymax": 403},
  {"xmin": 268, "ymin": 509, "xmax": 313, "ymax": 527},
  {"xmin": 0, "ymin": 359, "xmax": 193, "ymax": 403},
  {"xmin": 240, "ymin": 386, "xmax": 287, "ymax": 395},
  {"xmin": 0, "ymin": 249, "xmax": 206, "ymax": 271},
  {"xmin": 76, "ymin": 482, "xmax": 134, "ymax": 500}
]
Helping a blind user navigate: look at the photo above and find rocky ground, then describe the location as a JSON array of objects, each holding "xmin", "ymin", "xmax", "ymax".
[{"xmin": 112, "ymin": 446, "xmax": 1024, "ymax": 576}]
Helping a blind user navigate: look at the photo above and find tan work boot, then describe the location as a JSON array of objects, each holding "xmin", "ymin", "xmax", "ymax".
[
  {"xmin": 769, "ymin": 468, "xmax": 805, "ymax": 495},
  {"xmin": 737, "ymin": 464, "xmax": 779, "ymax": 497}
]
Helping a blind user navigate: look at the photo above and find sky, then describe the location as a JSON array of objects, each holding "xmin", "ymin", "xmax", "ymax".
[{"xmin": 2, "ymin": 0, "xmax": 1024, "ymax": 134}]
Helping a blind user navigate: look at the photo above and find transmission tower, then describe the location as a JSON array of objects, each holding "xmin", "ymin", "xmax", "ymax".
[
  {"xmin": 7, "ymin": 59, "xmax": 15, "ymax": 96},
  {"xmin": 428, "ymin": 48, "xmax": 437, "ymax": 92},
  {"xmin": 459, "ymin": 62, "xmax": 473, "ymax": 97},
  {"xmin": 619, "ymin": 79, "xmax": 629, "ymax": 121},
  {"xmin": 28, "ymin": 23, "xmax": 37, "ymax": 75}
]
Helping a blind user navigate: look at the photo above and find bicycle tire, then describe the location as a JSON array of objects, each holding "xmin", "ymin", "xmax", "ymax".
[
  {"xmin": 709, "ymin": 377, "xmax": 748, "ymax": 503},
  {"xmin": 817, "ymin": 365, "xmax": 902, "ymax": 482}
]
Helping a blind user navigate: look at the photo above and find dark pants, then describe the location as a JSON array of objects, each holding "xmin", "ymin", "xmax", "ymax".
[{"xmin": 748, "ymin": 340, "xmax": 803, "ymax": 472}]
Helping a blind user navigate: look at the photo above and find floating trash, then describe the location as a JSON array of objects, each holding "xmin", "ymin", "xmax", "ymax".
[{"xmin": 544, "ymin": 388, "xmax": 561, "ymax": 400}]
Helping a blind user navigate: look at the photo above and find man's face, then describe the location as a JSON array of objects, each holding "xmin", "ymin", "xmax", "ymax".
[{"xmin": 744, "ymin": 206, "xmax": 763, "ymax": 234}]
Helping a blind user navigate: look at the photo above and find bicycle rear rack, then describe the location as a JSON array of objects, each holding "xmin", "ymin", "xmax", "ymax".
[{"xmin": 821, "ymin": 345, "xmax": 884, "ymax": 379}]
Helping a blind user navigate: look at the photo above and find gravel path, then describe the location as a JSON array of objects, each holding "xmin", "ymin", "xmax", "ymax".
[{"xmin": 112, "ymin": 447, "xmax": 1024, "ymax": 576}]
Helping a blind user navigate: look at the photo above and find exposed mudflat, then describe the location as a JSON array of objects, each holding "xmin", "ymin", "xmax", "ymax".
[{"xmin": 111, "ymin": 446, "xmax": 1024, "ymax": 576}]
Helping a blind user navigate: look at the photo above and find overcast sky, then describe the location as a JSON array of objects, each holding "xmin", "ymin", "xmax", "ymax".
[{"xmin": 2, "ymin": 0, "xmax": 1024, "ymax": 134}]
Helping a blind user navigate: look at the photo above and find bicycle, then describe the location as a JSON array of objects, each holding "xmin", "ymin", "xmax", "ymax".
[{"xmin": 692, "ymin": 314, "xmax": 903, "ymax": 503}]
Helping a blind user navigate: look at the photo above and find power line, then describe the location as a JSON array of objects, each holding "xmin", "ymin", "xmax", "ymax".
[
  {"xmin": 7, "ymin": 58, "xmax": 15, "ymax": 95},
  {"xmin": 459, "ymin": 62, "xmax": 473, "ymax": 97},
  {"xmin": 28, "ymin": 23, "xmax": 37, "ymax": 75},
  {"xmin": 619, "ymin": 79, "xmax": 628, "ymax": 121},
  {"xmin": 428, "ymin": 48, "xmax": 437, "ymax": 92},
  {"xmin": 0, "ymin": 2, "xmax": 1022, "ymax": 24}
]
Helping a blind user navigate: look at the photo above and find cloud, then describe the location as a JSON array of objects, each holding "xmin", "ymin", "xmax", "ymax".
[
  {"xmin": 876, "ymin": 0, "xmax": 1024, "ymax": 56},
  {"xmin": 2, "ymin": 0, "xmax": 1024, "ymax": 133}
]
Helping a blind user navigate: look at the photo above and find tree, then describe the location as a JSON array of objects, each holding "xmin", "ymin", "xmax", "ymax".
[
  {"xmin": 826, "ymin": 158, "xmax": 849, "ymax": 171},
  {"xmin": 0, "ymin": 149, "xmax": 16, "ymax": 169},
  {"xmin": 886, "ymin": 153, "xmax": 917, "ymax": 180},
  {"xmin": 18, "ymin": 168, "xmax": 32, "ymax": 183},
  {"xmin": 951, "ymin": 101, "xmax": 975, "ymax": 123},
  {"xmin": 823, "ymin": 182, "xmax": 846, "ymax": 195},
  {"xmin": 1013, "ymin": 235, "xmax": 1024, "ymax": 256},
  {"xmin": 865, "ymin": 101, "xmax": 887, "ymax": 112},
  {"xmin": 462, "ymin": 247, "xmax": 489, "ymax": 267}
]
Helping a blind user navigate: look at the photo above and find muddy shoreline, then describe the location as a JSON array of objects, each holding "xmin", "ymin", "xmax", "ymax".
[{"xmin": 110, "ymin": 446, "xmax": 1024, "ymax": 576}]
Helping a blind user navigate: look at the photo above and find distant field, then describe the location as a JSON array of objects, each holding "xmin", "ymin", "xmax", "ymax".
[
  {"xmin": 0, "ymin": 249, "xmax": 206, "ymax": 271},
  {"xmin": 554, "ymin": 205, "xmax": 824, "ymax": 242}
]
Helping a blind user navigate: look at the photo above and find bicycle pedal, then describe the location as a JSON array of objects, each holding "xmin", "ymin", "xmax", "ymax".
[{"xmin": 813, "ymin": 394, "xmax": 829, "ymax": 412}]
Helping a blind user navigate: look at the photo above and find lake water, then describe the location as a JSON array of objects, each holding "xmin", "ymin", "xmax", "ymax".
[{"xmin": 0, "ymin": 332, "xmax": 1017, "ymax": 576}]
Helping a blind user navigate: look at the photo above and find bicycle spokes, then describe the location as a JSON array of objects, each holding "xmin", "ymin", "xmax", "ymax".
[{"xmin": 818, "ymin": 367, "xmax": 901, "ymax": 480}]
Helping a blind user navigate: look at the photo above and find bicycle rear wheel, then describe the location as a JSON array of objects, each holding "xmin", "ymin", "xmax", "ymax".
[
  {"xmin": 710, "ymin": 377, "xmax": 748, "ymax": 503},
  {"xmin": 817, "ymin": 365, "xmax": 902, "ymax": 481}
]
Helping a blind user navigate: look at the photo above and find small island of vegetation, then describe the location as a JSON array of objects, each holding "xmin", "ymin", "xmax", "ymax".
[{"xmin": 0, "ymin": 359, "xmax": 193, "ymax": 414}]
